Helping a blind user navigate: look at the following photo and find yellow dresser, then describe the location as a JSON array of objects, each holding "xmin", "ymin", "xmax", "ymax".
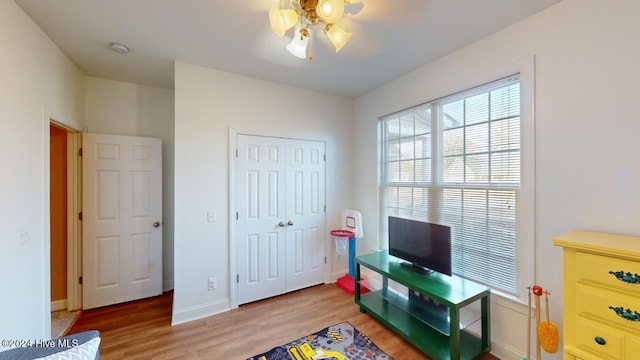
[{"xmin": 554, "ymin": 230, "xmax": 640, "ymax": 360}]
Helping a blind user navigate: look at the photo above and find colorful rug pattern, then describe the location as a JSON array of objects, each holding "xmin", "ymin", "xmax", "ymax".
[{"xmin": 247, "ymin": 321, "xmax": 392, "ymax": 360}]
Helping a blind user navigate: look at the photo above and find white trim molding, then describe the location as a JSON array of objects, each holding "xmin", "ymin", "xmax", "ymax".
[
  {"xmin": 51, "ymin": 299, "xmax": 67, "ymax": 312},
  {"xmin": 171, "ymin": 298, "xmax": 230, "ymax": 326}
]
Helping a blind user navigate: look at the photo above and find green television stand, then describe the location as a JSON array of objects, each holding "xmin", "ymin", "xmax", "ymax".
[{"xmin": 355, "ymin": 251, "xmax": 491, "ymax": 360}]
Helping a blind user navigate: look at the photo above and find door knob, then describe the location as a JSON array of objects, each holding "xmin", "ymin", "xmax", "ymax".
[
  {"xmin": 278, "ymin": 222, "xmax": 286, "ymax": 227},
  {"xmin": 287, "ymin": 221, "xmax": 294, "ymax": 226},
  {"xmin": 153, "ymin": 222, "xmax": 160, "ymax": 228}
]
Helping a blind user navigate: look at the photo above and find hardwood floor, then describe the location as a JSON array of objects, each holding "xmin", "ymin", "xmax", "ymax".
[{"xmin": 69, "ymin": 284, "xmax": 499, "ymax": 359}]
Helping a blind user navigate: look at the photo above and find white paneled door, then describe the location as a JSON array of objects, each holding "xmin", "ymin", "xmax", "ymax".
[
  {"xmin": 284, "ymin": 139, "xmax": 326, "ymax": 291},
  {"xmin": 236, "ymin": 135, "xmax": 326, "ymax": 305},
  {"xmin": 82, "ymin": 133, "xmax": 163, "ymax": 310}
]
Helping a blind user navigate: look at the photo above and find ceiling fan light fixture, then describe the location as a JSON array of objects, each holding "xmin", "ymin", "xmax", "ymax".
[
  {"xmin": 286, "ymin": 27, "xmax": 311, "ymax": 59},
  {"xmin": 326, "ymin": 23, "xmax": 351, "ymax": 53},
  {"xmin": 269, "ymin": 6, "xmax": 298, "ymax": 37},
  {"xmin": 316, "ymin": 0, "xmax": 345, "ymax": 24},
  {"xmin": 268, "ymin": 0, "xmax": 358, "ymax": 59}
]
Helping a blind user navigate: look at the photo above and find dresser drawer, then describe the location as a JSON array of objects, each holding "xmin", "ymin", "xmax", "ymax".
[
  {"xmin": 577, "ymin": 252, "xmax": 640, "ymax": 294},
  {"xmin": 628, "ymin": 336, "xmax": 640, "ymax": 358},
  {"xmin": 576, "ymin": 317, "xmax": 624, "ymax": 359},
  {"xmin": 577, "ymin": 284, "xmax": 640, "ymax": 333}
]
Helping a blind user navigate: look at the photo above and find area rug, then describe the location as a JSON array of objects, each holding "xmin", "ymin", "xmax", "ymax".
[{"xmin": 247, "ymin": 321, "xmax": 392, "ymax": 360}]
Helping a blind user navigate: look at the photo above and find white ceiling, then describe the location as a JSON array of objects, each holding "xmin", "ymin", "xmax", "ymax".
[{"xmin": 16, "ymin": 0, "xmax": 561, "ymax": 98}]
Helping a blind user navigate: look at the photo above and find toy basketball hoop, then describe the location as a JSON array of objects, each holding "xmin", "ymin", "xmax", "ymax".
[
  {"xmin": 333, "ymin": 210, "xmax": 369, "ymax": 295},
  {"xmin": 331, "ymin": 230, "xmax": 354, "ymax": 256}
]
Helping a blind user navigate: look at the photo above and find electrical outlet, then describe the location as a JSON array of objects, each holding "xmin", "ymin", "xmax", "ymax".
[{"xmin": 208, "ymin": 277, "xmax": 217, "ymax": 290}]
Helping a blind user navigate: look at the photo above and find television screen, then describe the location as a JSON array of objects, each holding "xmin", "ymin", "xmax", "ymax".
[{"xmin": 388, "ymin": 216, "xmax": 452, "ymax": 276}]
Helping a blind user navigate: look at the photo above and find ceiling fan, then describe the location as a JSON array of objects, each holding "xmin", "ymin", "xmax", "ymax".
[
  {"xmin": 268, "ymin": 0, "xmax": 365, "ymax": 59},
  {"xmin": 255, "ymin": 0, "xmax": 428, "ymax": 65}
]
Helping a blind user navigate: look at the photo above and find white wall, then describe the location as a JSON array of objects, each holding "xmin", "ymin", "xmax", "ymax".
[
  {"xmin": 84, "ymin": 77, "xmax": 175, "ymax": 291},
  {"xmin": 354, "ymin": 0, "xmax": 640, "ymax": 359},
  {"xmin": 0, "ymin": 0, "xmax": 84, "ymax": 347},
  {"xmin": 172, "ymin": 62, "xmax": 354, "ymax": 324}
]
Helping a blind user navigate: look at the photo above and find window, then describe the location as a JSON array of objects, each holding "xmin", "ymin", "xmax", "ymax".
[{"xmin": 380, "ymin": 74, "xmax": 532, "ymax": 299}]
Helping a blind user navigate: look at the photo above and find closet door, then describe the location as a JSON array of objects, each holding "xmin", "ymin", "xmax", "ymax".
[
  {"xmin": 236, "ymin": 135, "xmax": 287, "ymax": 305},
  {"xmin": 236, "ymin": 135, "xmax": 326, "ymax": 305},
  {"xmin": 285, "ymin": 139, "xmax": 326, "ymax": 291}
]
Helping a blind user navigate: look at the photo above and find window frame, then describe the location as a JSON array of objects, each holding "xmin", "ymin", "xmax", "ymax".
[{"xmin": 378, "ymin": 59, "xmax": 535, "ymax": 303}]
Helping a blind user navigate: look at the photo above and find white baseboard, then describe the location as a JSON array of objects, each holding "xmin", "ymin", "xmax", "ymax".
[
  {"xmin": 51, "ymin": 299, "xmax": 67, "ymax": 312},
  {"xmin": 488, "ymin": 338, "xmax": 526, "ymax": 360},
  {"xmin": 171, "ymin": 298, "xmax": 230, "ymax": 326},
  {"xmin": 331, "ymin": 269, "xmax": 348, "ymax": 281}
]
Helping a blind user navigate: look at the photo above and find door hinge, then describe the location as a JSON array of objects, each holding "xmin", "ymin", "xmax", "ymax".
[
  {"xmin": 236, "ymin": 148, "xmax": 238, "ymax": 158},
  {"xmin": 236, "ymin": 212, "xmax": 239, "ymax": 220},
  {"xmin": 78, "ymin": 212, "xmax": 83, "ymax": 221},
  {"xmin": 324, "ymin": 154, "xmax": 326, "ymax": 162},
  {"xmin": 78, "ymin": 148, "xmax": 83, "ymax": 156},
  {"xmin": 236, "ymin": 274, "xmax": 239, "ymax": 283},
  {"xmin": 78, "ymin": 276, "xmax": 83, "ymax": 285},
  {"xmin": 324, "ymin": 257, "xmax": 327, "ymax": 264}
]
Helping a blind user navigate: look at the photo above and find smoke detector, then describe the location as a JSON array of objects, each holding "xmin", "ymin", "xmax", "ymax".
[{"xmin": 109, "ymin": 42, "xmax": 130, "ymax": 54}]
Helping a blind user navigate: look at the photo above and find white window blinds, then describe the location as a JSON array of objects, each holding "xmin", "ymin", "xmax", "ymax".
[{"xmin": 381, "ymin": 75, "xmax": 522, "ymax": 296}]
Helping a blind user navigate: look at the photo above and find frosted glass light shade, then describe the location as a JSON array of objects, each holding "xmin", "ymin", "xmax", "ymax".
[
  {"xmin": 286, "ymin": 28, "xmax": 310, "ymax": 59},
  {"xmin": 269, "ymin": 7, "xmax": 298, "ymax": 37},
  {"xmin": 317, "ymin": 0, "xmax": 345, "ymax": 24},
  {"xmin": 326, "ymin": 23, "xmax": 352, "ymax": 53}
]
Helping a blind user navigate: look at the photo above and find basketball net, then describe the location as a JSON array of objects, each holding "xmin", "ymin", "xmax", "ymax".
[{"xmin": 335, "ymin": 236, "xmax": 348, "ymax": 256}]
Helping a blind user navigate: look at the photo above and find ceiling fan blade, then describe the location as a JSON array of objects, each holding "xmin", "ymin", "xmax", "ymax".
[
  {"xmin": 344, "ymin": 2, "xmax": 364, "ymax": 15},
  {"xmin": 351, "ymin": 0, "xmax": 428, "ymax": 24}
]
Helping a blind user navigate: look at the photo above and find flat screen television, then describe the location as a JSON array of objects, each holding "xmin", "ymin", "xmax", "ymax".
[{"xmin": 388, "ymin": 216, "xmax": 452, "ymax": 276}]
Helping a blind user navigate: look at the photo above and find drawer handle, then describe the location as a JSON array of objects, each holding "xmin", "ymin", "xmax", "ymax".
[
  {"xmin": 609, "ymin": 306, "xmax": 640, "ymax": 321},
  {"xmin": 594, "ymin": 336, "xmax": 606, "ymax": 346},
  {"xmin": 609, "ymin": 270, "xmax": 640, "ymax": 284}
]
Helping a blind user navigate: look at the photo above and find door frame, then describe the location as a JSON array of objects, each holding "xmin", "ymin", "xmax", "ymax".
[
  {"xmin": 65, "ymin": 130, "xmax": 82, "ymax": 310},
  {"xmin": 228, "ymin": 128, "xmax": 330, "ymax": 309},
  {"xmin": 49, "ymin": 120, "xmax": 83, "ymax": 311}
]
